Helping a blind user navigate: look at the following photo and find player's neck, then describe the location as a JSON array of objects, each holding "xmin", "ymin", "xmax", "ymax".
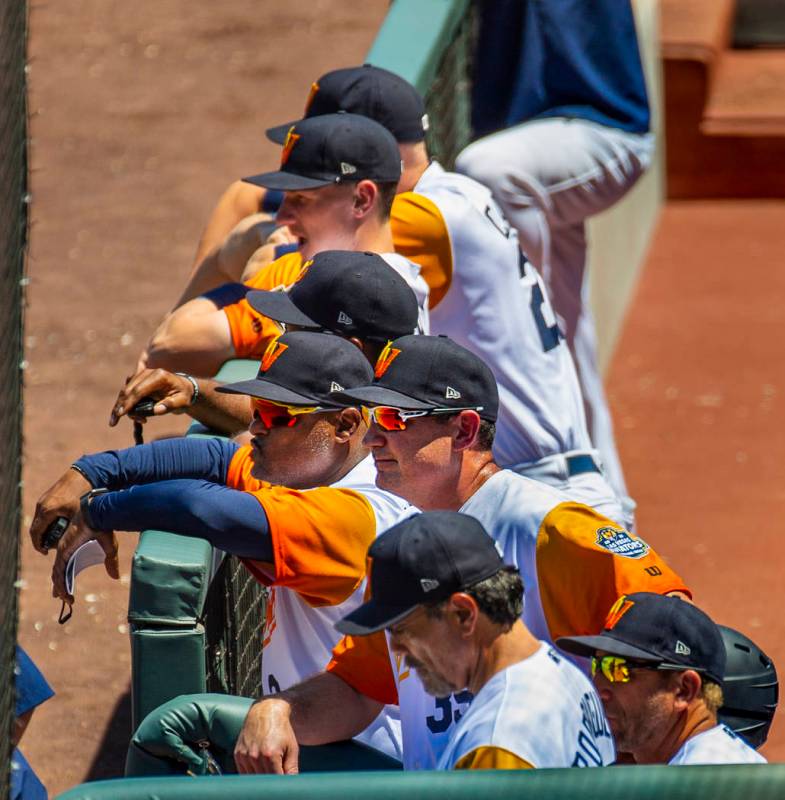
[
  {"xmin": 397, "ymin": 142, "xmax": 430, "ymax": 193},
  {"xmin": 468, "ymin": 620, "xmax": 541, "ymax": 696},
  {"xmin": 318, "ymin": 440, "xmax": 370, "ymax": 488},
  {"xmin": 353, "ymin": 218, "xmax": 395, "ymax": 254},
  {"xmin": 635, "ymin": 704, "xmax": 716, "ymax": 764}
]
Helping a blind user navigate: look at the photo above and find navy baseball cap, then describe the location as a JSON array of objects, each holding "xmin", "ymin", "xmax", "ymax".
[
  {"xmin": 217, "ymin": 330, "xmax": 372, "ymax": 407},
  {"xmin": 557, "ymin": 592, "xmax": 727, "ymax": 685},
  {"xmin": 247, "ymin": 250, "xmax": 419, "ymax": 343},
  {"xmin": 333, "ymin": 334, "xmax": 499, "ymax": 422},
  {"xmin": 267, "ymin": 64, "xmax": 428, "ymax": 145},
  {"xmin": 336, "ymin": 511, "xmax": 505, "ymax": 636},
  {"xmin": 244, "ymin": 113, "xmax": 401, "ymax": 192}
]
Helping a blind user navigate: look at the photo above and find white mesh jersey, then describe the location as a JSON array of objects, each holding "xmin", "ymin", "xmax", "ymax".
[
  {"xmin": 229, "ymin": 450, "xmax": 414, "ymax": 760},
  {"xmin": 669, "ymin": 725, "xmax": 766, "ymax": 765},
  {"xmin": 436, "ymin": 643, "xmax": 614, "ymax": 770},
  {"xmin": 395, "ymin": 161, "xmax": 590, "ymax": 468}
]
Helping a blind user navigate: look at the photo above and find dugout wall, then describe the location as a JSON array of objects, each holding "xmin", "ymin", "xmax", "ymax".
[{"xmin": 0, "ymin": 0, "xmax": 29, "ymax": 793}]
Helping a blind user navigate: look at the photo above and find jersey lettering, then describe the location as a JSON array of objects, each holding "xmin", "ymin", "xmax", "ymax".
[
  {"xmin": 644, "ymin": 565, "xmax": 663, "ymax": 577},
  {"xmin": 529, "ymin": 275, "xmax": 561, "ymax": 352},
  {"xmin": 572, "ymin": 691, "xmax": 612, "ymax": 766},
  {"xmin": 425, "ymin": 692, "xmax": 474, "ymax": 733},
  {"xmin": 267, "ymin": 673, "xmax": 281, "ymax": 694},
  {"xmin": 484, "ymin": 203, "xmax": 511, "ymax": 238}
]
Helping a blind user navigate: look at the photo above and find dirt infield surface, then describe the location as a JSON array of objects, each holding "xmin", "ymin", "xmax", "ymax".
[
  {"xmin": 20, "ymin": 2, "xmax": 386, "ymax": 793},
  {"xmin": 17, "ymin": 3, "xmax": 784, "ymax": 796}
]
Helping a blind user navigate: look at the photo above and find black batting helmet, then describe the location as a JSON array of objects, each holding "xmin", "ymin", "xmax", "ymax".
[{"xmin": 718, "ymin": 625, "xmax": 778, "ymax": 749}]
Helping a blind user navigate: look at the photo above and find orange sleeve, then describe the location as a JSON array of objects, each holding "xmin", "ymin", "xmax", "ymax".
[
  {"xmin": 241, "ymin": 486, "xmax": 376, "ymax": 607},
  {"xmin": 391, "ymin": 192, "xmax": 453, "ymax": 309},
  {"xmin": 326, "ymin": 632, "xmax": 398, "ymax": 706},
  {"xmin": 225, "ymin": 445, "xmax": 269, "ymax": 491},
  {"xmin": 536, "ymin": 502, "xmax": 692, "ymax": 642},
  {"xmin": 454, "ymin": 747, "xmax": 534, "ymax": 770},
  {"xmin": 222, "ymin": 252, "xmax": 305, "ymax": 358}
]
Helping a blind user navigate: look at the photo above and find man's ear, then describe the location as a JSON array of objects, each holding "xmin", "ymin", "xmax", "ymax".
[
  {"xmin": 451, "ymin": 410, "xmax": 481, "ymax": 452},
  {"xmin": 352, "ymin": 180, "xmax": 377, "ymax": 218},
  {"xmin": 448, "ymin": 593, "xmax": 480, "ymax": 637},
  {"xmin": 335, "ymin": 407, "xmax": 362, "ymax": 441},
  {"xmin": 673, "ymin": 670, "xmax": 703, "ymax": 710}
]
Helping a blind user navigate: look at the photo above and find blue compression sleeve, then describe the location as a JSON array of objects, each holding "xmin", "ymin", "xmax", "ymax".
[
  {"xmin": 74, "ymin": 437, "xmax": 240, "ymax": 490},
  {"xmin": 87, "ymin": 479, "xmax": 273, "ymax": 561}
]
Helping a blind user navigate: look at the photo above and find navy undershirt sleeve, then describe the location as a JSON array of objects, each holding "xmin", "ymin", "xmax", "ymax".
[
  {"xmin": 87, "ymin": 479, "xmax": 273, "ymax": 562},
  {"xmin": 74, "ymin": 437, "xmax": 240, "ymax": 490}
]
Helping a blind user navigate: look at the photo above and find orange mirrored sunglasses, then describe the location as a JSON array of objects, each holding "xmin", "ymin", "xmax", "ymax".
[
  {"xmin": 251, "ymin": 397, "xmax": 322, "ymax": 429},
  {"xmin": 362, "ymin": 405, "xmax": 484, "ymax": 431}
]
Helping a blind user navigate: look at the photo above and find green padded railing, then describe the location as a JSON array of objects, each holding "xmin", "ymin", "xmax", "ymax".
[
  {"xmin": 367, "ymin": 0, "xmax": 474, "ymax": 168},
  {"xmin": 128, "ymin": 359, "xmax": 261, "ymax": 731},
  {"xmin": 56, "ymin": 763, "xmax": 785, "ymax": 800}
]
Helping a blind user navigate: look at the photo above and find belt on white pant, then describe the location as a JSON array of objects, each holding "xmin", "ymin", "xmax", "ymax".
[{"xmin": 510, "ymin": 450, "xmax": 603, "ymax": 479}]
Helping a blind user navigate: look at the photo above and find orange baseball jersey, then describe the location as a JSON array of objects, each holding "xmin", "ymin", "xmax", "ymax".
[
  {"xmin": 223, "ymin": 249, "xmax": 429, "ymax": 358},
  {"xmin": 225, "ymin": 444, "xmax": 414, "ymax": 759},
  {"xmin": 327, "ymin": 469, "xmax": 689, "ymax": 769}
]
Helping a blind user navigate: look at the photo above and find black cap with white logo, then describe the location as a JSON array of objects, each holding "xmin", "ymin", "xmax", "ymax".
[
  {"xmin": 243, "ymin": 113, "xmax": 401, "ymax": 192},
  {"xmin": 557, "ymin": 592, "xmax": 726, "ymax": 685},
  {"xmin": 247, "ymin": 250, "xmax": 419, "ymax": 343},
  {"xmin": 216, "ymin": 330, "xmax": 372, "ymax": 407},
  {"xmin": 267, "ymin": 64, "xmax": 428, "ymax": 145},
  {"xmin": 336, "ymin": 511, "xmax": 505, "ymax": 636},
  {"xmin": 333, "ymin": 334, "xmax": 499, "ymax": 421}
]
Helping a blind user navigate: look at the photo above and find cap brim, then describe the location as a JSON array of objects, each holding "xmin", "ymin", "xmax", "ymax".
[
  {"xmin": 556, "ymin": 633, "xmax": 664, "ymax": 662},
  {"xmin": 332, "ymin": 385, "xmax": 434, "ymax": 410},
  {"xmin": 247, "ymin": 290, "xmax": 322, "ymax": 329},
  {"xmin": 266, "ymin": 120, "xmax": 301, "ymax": 145},
  {"xmin": 217, "ymin": 378, "xmax": 321, "ymax": 406},
  {"xmin": 242, "ymin": 170, "xmax": 334, "ymax": 191},
  {"xmin": 335, "ymin": 600, "xmax": 420, "ymax": 636}
]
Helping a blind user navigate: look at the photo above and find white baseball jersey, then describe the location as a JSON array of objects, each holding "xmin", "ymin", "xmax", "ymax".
[
  {"xmin": 379, "ymin": 252, "xmax": 430, "ymax": 335},
  {"xmin": 327, "ymin": 469, "xmax": 689, "ymax": 769},
  {"xmin": 226, "ymin": 448, "xmax": 413, "ymax": 759},
  {"xmin": 404, "ymin": 167, "xmax": 620, "ymax": 524},
  {"xmin": 436, "ymin": 643, "xmax": 615, "ymax": 770},
  {"xmin": 223, "ymin": 249, "xmax": 429, "ymax": 358},
  {"xmin": 669, "ymin": 724, "xmax": 766, "ymax": 765},
  {"xmin": 393, "ymin": 164, "xmax": 598, "ymax": 466}
]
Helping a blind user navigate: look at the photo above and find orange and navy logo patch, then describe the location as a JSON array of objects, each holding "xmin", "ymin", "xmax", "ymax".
[
  {"xmin": 281, "ymin": 126, "xmax": 300, "ymax": 166},
  {"xmin": 260, "ymin": 339, "xmax": 288, "ymax": 372},
  {"xmin": 604, "ymin": 596, "xmax": 635, "ymax": 631},
  {"xmin": 595, "ymin": 526, "xmax": 650, "ymax": 559},
  {"xmin": 304, "ymin": 81, "xmax": 320, "ymax": 113},
  {"xmin": 374, "ymin": 340, "xmax": 401, "ymax": 378}
]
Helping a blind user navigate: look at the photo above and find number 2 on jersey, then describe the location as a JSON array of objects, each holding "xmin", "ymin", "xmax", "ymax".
[{"xmin": 521, "ymin": 254, "xmax": 561, "ymax": 352}]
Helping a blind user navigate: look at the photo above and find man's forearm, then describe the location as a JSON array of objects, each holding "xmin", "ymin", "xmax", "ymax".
[
  {"xmin": 87, "ymin": 479, "xmax": 273, "ymax": 561},
  {"xmin": 189, "ymin": 379, "xmax": 252, "ymax": 435},
  {"xmin": 279, "ymin": 672, "xmax": 384, "ymax": 745},
  {"xmin": 74, "ymin": 437, "xmax": 239, "ymax": 490}
]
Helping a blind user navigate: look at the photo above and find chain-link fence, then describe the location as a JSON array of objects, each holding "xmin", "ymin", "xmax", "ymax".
[
  {"xmin": 204, "ymin": 555, "xmax": 266, "ymax": 699},
  {"xmin": 421, "ymin": 6, "xmax": 475, "ymax": 169},
  {"xmin": 0, "ymin": 0, "xmax": 28, "ymax": 793}
]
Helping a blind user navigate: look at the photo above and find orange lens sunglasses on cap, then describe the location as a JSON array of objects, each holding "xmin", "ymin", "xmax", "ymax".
[
  {"xmin": 251, "ymin": 397, "xmax": 327, "ymax": 429},
  {"xmin": 362, "ymin": 405, "xmax": 484, "ymax": 432}
]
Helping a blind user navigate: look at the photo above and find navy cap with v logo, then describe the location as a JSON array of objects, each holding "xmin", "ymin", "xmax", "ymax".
[{"xmin": 244, "ymin": 113, "xmax": 401, "ymax": 192}]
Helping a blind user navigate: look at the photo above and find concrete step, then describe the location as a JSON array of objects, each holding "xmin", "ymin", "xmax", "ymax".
[
  {"xmin": 703, "ymin": 50, "xmax": 785, "ymax": 136},
  {"xmin": 661, "ymin": 0, "xmax": 785, "ymax": 197}
]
